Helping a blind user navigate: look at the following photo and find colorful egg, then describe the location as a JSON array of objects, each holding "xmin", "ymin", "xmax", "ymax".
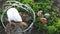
[
  {"xmin": 44, "ymin": 13, "xmax": 50, "ymax": 19},
  {"xmin": 37, "ymin": 10, "xmax": 43, "ymax": 16},
  {"xmin": 20, "ymin": 22, "xmax": 28, "ymax": 27},
  {"xmin": 40, "ymin": 18, "xmax": 47, "ymax": 24}
]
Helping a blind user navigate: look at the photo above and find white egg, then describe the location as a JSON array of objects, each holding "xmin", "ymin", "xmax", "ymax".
[{"xmin": 7, "ymin": 8, "xmax": 22, "ymax": 22}]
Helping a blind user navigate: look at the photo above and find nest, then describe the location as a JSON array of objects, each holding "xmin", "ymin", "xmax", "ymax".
[{"xmin": 4, "ymin": 12, "xmax": 33, "ymax": 34}]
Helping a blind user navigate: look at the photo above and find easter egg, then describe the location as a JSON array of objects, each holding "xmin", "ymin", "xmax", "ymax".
[
  {"xmin": 40, "ymin": 18, "xmax": 47, "ymax": 24},
  {"xmin": 37, "ymin": 10, "xmax": 43, "ymax": 16},
  {"xmin": 44, "ymin": 13, "xmax": 50, "ymax": 19}
]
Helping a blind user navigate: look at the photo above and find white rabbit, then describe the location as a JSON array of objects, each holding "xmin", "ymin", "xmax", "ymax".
[{"xmin": 7, "ymin": 8, "xmax": 22, "ymax": 22}]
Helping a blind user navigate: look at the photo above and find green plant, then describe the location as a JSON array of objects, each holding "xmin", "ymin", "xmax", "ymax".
[
  {"xmin": 16, "ymin": 0, "xmax": 59, "ymax": 34},
  {"xmin": 0, "ymin": 8, "xmax": 2, "ymax": 27},
  {"xmin": 47, "ymin": 25, "xmax": 57, "ymax": 34},
  {"xmin": 0, "ymin": 0, "xmax": 60, "ymax": 34}
]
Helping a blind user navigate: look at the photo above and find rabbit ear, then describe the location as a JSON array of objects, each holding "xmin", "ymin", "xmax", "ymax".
[{"xmin": 7, "ymin": 8, "xmax": 22, "ymax": 22}]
